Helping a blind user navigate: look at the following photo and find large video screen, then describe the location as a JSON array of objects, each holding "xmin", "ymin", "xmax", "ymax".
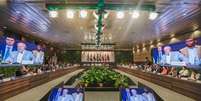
[
  {"xmin": 0, "ymin": 35, "xmax": 45, "ymax": 64},
  {"xmin": 81, "ymin": 51, "xmax": 115, "ymax": 62},
  {"xmin": 48, "ymin": 87, "xmax": 84, "ymax": 101},
  {"xmin": 120, "ymin": 88, "xmax": 156, "ymax": 101},
  {"xmin": 152, "ymin": 38, "xmax": 201, "ymax": 67}
]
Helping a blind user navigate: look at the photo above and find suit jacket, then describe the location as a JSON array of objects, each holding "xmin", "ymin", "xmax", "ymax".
[
  {"xmin": 57, "ymin": 95, "xmax": 74, "ymax": 101},
  {"xmin": 0, "ymin": 43, "xmax": 17, "ymax": 58},
  {"xmin": 74, "ymin": 93, "xmax": 83, "ymax": 101},
  {"xmin": 161, "ymin": 51, "xmax": 184, "ymax": 64},
  {"xmin": 130, "ymin": 95, "xmax": 145, "ymax": 101},
  {"xmin": 6, "ymin": 50, "xmax": 34, "ymax": 64},
  {"xmin": 32, "ymin": 50, "xmax": 44, "ymax": 64},
  {"xmin": 180, "ymin": 45, "xmax": 201, "ymax": 58},
  {"xmin": 145, "ymin": 93, "xmax": 156, "ymax": 101}
]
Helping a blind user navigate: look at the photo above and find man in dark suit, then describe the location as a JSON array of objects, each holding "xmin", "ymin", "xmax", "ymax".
[{"xmin": 0, "ymin": 35, "xmax": 17, "ymax": 62}]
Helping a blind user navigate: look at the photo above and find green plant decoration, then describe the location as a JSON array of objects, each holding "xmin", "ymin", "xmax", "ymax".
[
  {"xmin": 79, "ymin": 66, "xmax": 130, "ymax": 88},
  {"xmin": 114, "ymin": 75, "xmax": 129, "ymax": 88}
]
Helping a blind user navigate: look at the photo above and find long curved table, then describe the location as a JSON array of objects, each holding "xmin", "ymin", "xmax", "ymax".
[
  {"xmin": 0, "ymin": 66, "xmax": 81, "ymax": 100},
  {"xmin": 117, "ymin": 67, "xmax": 201, "ymax": 100}
]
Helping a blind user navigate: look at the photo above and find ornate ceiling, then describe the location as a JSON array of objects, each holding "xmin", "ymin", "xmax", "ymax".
[{"xmin": 0, "ymin": 0, "xmax": 201, "ymax": 49}]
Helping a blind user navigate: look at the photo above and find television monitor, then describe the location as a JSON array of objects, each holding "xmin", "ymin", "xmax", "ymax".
[
  {"xmin": 120, "ymin": 87, "xmax": 156, "ymax": 101},
  {"xmin": 0, "ymin": 35, "xmax": 45, "ymax": 65},
  {"xmin": 48, "ymin": 87, "xmax": 84, "ymax": 101},
  {"xmin": 152, "ymin": 37, "xmax": 201, "ymax": 68}
]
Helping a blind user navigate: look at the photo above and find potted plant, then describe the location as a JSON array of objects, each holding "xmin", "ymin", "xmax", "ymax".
[
  {"xmin": 95, "ymin": 72, "xmax": 104, "ymax": 87},
  {"xmin": 79, "ymin": 66, "xmax": 130, "ymax": 88},
  {"xmin": 80, "ymin": 73, "xmax": 90, "ymax": 87},
  {"xmin": 114, "ymin": 75, "xmax": 129, "ymax": 88}
]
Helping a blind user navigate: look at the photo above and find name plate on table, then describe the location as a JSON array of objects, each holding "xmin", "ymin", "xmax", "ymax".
[
  {"xmin": 170, "ymin": 62, "xmax": 186, "ymax": 66},
  {"xmin": 22, "ymin": 61, "xmax": 33, "ymax": 65}
]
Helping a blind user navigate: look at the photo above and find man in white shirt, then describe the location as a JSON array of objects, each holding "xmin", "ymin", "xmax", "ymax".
[
  {"xmin": 72, "ymin": 91, "xmax": 83, "ymax": 101},
  {"xmin": 57, "ymin": 89, "xmax": 74, "ymax": 101},
  {"xmin": 142, "ymin": 89, "xmax": 156, "ymax": 101},
  {"xmin": 6, "ymin": 42, "xmax": 33, "ymax": 64},
  {"xmin": 130, "ymin": 89, "xmax": 145, "ymax": 101},
  {"xmin": 180, "ymin": 38, "xmax": 201, "ymax": 66},
  {"xmin": 16, "ymin": 50, "xmax": 24, "ymax": 63}
]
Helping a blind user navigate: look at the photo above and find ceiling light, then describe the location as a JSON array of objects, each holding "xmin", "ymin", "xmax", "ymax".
[
  {"xmin": 116, "ymin": 11, "xmax": 124, "ymax": 19},
  {"xmin": 3, "ymin": 26, "xmax": 7, "ymax": 29},
  {"xmin": 49, "ymin": 11, "xmax": 58, "ymax": 18},
  {"xmin": 150, "ymin": 45, "xmax": 155, "ymax": 48},
  {"xmin": 132, "ymin": 10, "xmax": 140, "ymax": 19},
  {"xmin": 66, "ymin": 10, "xmax": 74, "ymax": 19},
  {"xmin": 149, "ymin": 12, "xmax": 158, "ymax": 20},
  {"xmin": 80, "ymin": 10, "xmax": 87, "ymax": 18},
  {"xmin": 109, "ymin": 36, "xmax": 112, "ymax": 40},
  {"xmin": 84, "ymin": 35, "xmax": 88, "ymax": 40},
  {"xmin": 150, "ymin": 41, "xmax": 153, "ymax": 44},
  {"xmin": 170, "ymin": 34, "xmax": 175, "ymax": 38}
]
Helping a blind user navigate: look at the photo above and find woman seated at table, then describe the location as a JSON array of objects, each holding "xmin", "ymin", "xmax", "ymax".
[
  {"xmin": 145, "ymin": 66, "xmax": 153, "ymax": 72},
  {"xmin": 160, "ymin": 66, "xmax": 168, "ymax": 75},
  {"xmin": 36, "ymin": 67, "xmax": 43, "ymax": 74},
  {"xmin": 154, "ymin": 65, "xmax": 162, "ymax": 74},
  {"xmin": 179, "ymin": 66, "xmax": 190, "ymax": 78},
  {"xmin": 190, "ymin": 70, "xmax": 201, "ymax": 80},
  {"xmin": 15, "ymin": 65, "xmax": 29, "ymax": 77},
  {"xmin": 168, "ymin": 67, "xmax": 178, "ymax": 77},
  {"xmin": 26, "ymin": 68, "xmax": 37, "ymax": 76}
]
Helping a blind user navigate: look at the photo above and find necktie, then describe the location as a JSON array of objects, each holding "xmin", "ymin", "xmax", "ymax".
[
  {"xmin": 158, "ymin": 51, "xmax": 162, "ymax": 63},
  {"xmin": 3, "ymin": 47, "xmax": 11, "ymax": 61}
]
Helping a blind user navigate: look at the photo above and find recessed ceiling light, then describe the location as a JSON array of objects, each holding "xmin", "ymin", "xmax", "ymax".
[
  {"xmin": 149, "ymin": 41, "xmax": 153, "ymax": 44},
  {"xmin": 149, "ymin": 12, "xmax": 158, "ymax": 20},
  {"xmin": 49, "ymin": 11, "xmax": 58, "ymax": 18},
  {"xmin": 66, "ymin": 10, "xmax": 74, "ymax": 19},
  {"xmin": 3, "ymin": 26, "xmax": 7, "ymax": 29},
  {"xmin": 80, "ymin": 26, "xmax": 83, "ymax": 30},
  {"xmin": 16, "ymin": 11, "xmax": 20, "ymax": 14},
  {"xmin": 170, "ymin": 34, "xmax": 175, "ymax": 38},
  {"xmin": 132, "ymin": 10, "xmax": 140, "ymax": 19},
  {"xmin": 116, "ymin": 11, "xmax": 124, "ymax": 19},
  {"xmin": 80, "ymin": 10, "xmax": 87, "ymax": 18}
]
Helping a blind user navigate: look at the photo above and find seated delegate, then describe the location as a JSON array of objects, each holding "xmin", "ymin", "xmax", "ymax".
[
  {"xmin": 5, "ymin": 42, "xmax": 34, "ymax": 64},
  {"xmin": 160, "ymin": 46, "xmax": 185, "ymax": 65}
]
